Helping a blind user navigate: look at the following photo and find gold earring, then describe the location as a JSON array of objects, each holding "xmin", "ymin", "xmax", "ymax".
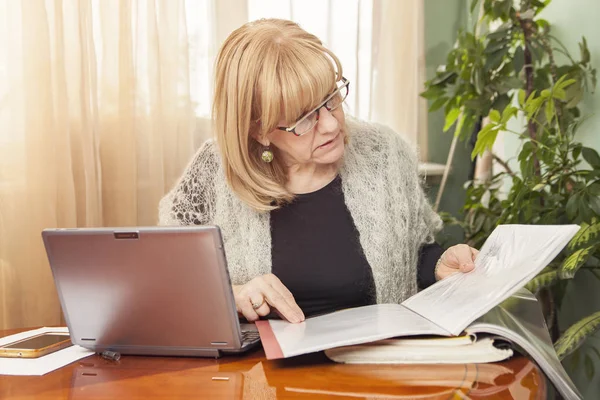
[{"xmin": 261, "ymin": 147, "xmax": 274, "ymax": 163}]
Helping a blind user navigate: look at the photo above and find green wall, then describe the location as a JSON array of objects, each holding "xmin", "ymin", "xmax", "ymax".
[
  {"xmin": 424, "ymin": 0, "xmax": 470, "ymax": 246},
  {"xmin": 543, "ymin": 0, "xmax": 600, "ymax": 147},
  {"xmin": 539, "ymin": 1, "xmax": 600, "ymax": 398}
]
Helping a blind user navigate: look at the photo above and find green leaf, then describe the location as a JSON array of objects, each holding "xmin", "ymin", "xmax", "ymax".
[
  {"xmin": 492, "ymin": 94, "xmax": 511, "ymax": 114},
  {"xmin": 566, "ymin": 194, "xmax": 579, "ymax": 220},
  {"xmin": 580, "ymin": 36, "xmax": 591, "ymax": 64},
  {"xmin": 459, "ymin": 114, "xmax": 475, "ymax": 142},
  {"xmin": 430, "ymin": 71, "xmax": 454, "ymax": 86},
  {"xmin": 518, "ymin": 89, "xmax": 526, "ymax": 107},
  {"xmin": 556, "ymin": 78, "xmax": 577, "ymax": 91},
  {"xmin": 545, "ymin": 99, "xmax": 555, "ymax": 124},
  {"xmin": 473, "ymin": 68, "xmax": 485, "ymax": 95},
  {"xmin": 532, "ymin": 183, "xmax": 546, "ymax": 192},
  {"xmin": 530, "ymin": 40, "xmax": 545, "ymax": 63},
  {"xmin": 454, "ymin": 111, "xmax": 466, "ymax": 138},
  {"xmin": 559, "ymin": 246, "xmax": 597, "ymax": 279},
  {"xmin": 572, "ymin": 143, "xmax": 583, "ymax": 160},
  {"xmin": 485, "ymin": 39, "xmax": 509, "ymax": 54},
  {"xmin": 505, "ymin": 76, "xmax": 523, "ymax": 90},
  {"xmin": 464, "ymin": 98, "xmax": 485, "ymax": 111},
  {"xmin": 525, "ymin": 97, "xmax": 544, "ymax": 117},
  {"xmin": 471, "ymin": 125, "xmax": 498, "ymax": 160},
  {"xmin": 501, "ymin": 106, "xmax": 518, "ymax": 124},
  {"xmin": 489, "ymin": 109, "xmax": 501, "ymax": 123},
  {"xmin": 487, "ymin": 27, "xmax": 510, "ymax": 41},
  {"xmin": 420, "ymin": 85, "xmax": 445, "ymax": 100},
  {"xmin": 580, "ymin": 194, "xmax": 596, "ymax": 222},
  {"xmin": 555, "ymin": 311, "xmax": 600, "ymax": 360},
  {"xmin": 513, "ymin": 46, "xmax": 525, "ymax": 74},
  {"xmin": 554, "ymin": 75, "xmax": 577, "ymax": 89},
  {"xmin": 520, "ymin": 156, "xmax": 535, "ymax": 179},
  {"xmin": 552, "ymin": 88, "xmax": 567, "ymax": 101},
  {"xmin": 590, "ymin": 196, "xmax": 600, "ymax": 216},
  {"xmin": 566, "ymin": 86, "xmax": 584, "ymax": 109},
  {"xmin": 582, "ymin": 147, "xmax": 600, "ymax": 168},
  {"xmin": 536, "ymin": 18, "xmax": 550, "ymax": 32},
  {"xmin": 446, "ymin": 51, "xmax": 457, "ymax": 68},
  {"xmin": 525, "ymin": 90, "xmax": 538, "ymax": 105},
  {"xmin": 470, "ymin": 0, "xmax": 480, "ymax": 13},
  {"xmin": 567, "ymin": 221, "xmax": 600, "ymax": 251},
  {"xmin": 486, "ymin": 49, "xmax": 508, "ymax": 70},
  {"xmin": 567, "ymin": 222, "xmax": 600, "ymax": 250},
  {"xmin": 519, "ymin": 141, "xmax": 533, "ymax": 162},
  {"xmin": 444, "ymin": 108, "xmax": 461, "ymax": 132},
  {"xmin": 444, "ymin": 97, "xmax": 458, "ymax": 114},
  {"xmin": 429, "ymin": 96, "xmax": 448, "ymax": 112},
  {"xmin": 525, "ymin": 270, "xmax": 558, "ymax": 293}
]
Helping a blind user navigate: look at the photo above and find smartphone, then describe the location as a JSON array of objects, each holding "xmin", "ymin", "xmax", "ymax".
[{"xmin": 0, "ymin": 332, "xmax": 72, "ymax": 358}]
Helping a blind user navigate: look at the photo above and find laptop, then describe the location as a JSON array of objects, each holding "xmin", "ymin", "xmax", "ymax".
[{"xmin": 42, "ymin": 226, "xmax": 261, "ymax": 357}]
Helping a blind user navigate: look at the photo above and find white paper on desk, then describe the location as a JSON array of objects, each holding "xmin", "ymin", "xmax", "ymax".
[
  {"xmin": 0, "ymin": 327, "xmax": 94, "ymax": 376},
  {"xmin": 402, "ymin": 224, "xmax": 580, "ymax": 336}
]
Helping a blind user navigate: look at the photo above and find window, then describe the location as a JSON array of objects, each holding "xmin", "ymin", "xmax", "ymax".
[{"xmin": 186, "ymin": 0, "xmax": 374, "ymax": 121}]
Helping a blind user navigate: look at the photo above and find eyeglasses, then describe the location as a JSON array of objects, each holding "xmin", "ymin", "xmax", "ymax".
[{"xmin": 277, "ymin": 77, "xmax": 349, "ymax": 137}]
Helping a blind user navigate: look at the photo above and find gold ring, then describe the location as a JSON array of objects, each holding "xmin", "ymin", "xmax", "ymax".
[{"xmin": 251, "ymin": 299, "xmax": 264, "ymax": 310}]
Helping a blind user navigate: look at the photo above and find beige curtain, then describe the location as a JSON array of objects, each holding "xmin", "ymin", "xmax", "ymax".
[
  {"xmin": 0, "ymin": 0, "xmax": 195, "ymax": 330},
  {"xmin": 370, "ymin": 0, "xmax": 428, "ymax": 160}
]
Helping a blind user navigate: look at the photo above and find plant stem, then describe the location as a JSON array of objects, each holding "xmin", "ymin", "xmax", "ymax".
[
  {"xmin": 518, "ymin": 1, "xmax": 543, "ymax": 182},
  {"xmin": 492, "ymin": 153, "xmax": 516, "ymax": 177}
]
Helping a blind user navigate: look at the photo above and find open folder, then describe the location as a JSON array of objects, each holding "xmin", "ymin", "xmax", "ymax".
[{"xmin": 256, "ymin": 224, "xmax": 582, "ymax": 400}]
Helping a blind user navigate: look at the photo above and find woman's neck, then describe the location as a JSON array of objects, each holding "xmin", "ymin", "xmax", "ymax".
[{"xmin": 285, "ymin": 163, "xmax": 339, "ymax": 194}]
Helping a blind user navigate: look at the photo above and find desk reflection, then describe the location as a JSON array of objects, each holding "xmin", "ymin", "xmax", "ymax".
[
  {"xmin": 70, "ymin": 362, "xmax": 244, "ymax": 399},
  {"xmin": 65, "ymin": 350, "xmax": 545, "ymax": 399},
  {"xmin": 238, "ymin": 354, "xmax": 546, "ymax": 399}
]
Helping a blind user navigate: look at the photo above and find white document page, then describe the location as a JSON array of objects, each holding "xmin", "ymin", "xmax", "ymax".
[
  {"xmin": 402, "ymin": 224, "xmax": 580, "ymax": 336},
  {"xmin": 268, "ymin": 304, "xmax": 450, "ymax": 358},
  {"xmin": 0, "ymin": 327, "xmax": 94, "ymax": 376}
]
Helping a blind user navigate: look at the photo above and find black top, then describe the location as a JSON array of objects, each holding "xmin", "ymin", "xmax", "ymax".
[{"xmin": 270, "ymin": 175, "xmax": 444, "ymax": 317}]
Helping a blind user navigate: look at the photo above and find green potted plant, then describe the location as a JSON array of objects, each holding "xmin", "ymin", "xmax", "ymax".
[{"xmin": 421, "ymin": 0, "xmax": 600, "ymax": 370}]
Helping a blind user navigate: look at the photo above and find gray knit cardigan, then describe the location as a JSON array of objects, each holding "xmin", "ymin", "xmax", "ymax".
[{"xmin": 158, "ymin": 118, "xmax": 442, "ymax": 304}]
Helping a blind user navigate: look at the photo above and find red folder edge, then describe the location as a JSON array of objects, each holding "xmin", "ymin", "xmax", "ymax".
[{"xmin": 255, "ymin": 320, "xmax": 284, "ymax": 359}]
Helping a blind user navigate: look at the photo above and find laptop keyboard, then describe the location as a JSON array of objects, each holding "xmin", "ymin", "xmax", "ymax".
[{"xmin": 241, "ymin": 330, "xmax": 260, "ymax": 345}]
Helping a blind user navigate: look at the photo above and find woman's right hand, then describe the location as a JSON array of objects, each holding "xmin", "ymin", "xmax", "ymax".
[{"xmin": 232, "ymin": 274, "xmax": 305, "ymax": 323}]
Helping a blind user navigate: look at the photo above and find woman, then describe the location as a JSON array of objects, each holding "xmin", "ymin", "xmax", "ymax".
[{"xmin": 159, "ymin": 19, "xmax": 478, "ymax": 324}]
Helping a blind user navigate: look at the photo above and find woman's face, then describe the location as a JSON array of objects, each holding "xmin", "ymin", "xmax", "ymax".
[{"xmin": 265, "ymin": 103, "xmax": 346, "ymax": 168}]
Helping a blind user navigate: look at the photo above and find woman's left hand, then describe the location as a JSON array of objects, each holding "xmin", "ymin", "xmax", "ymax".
[{"xmin": 435, "ymin": 244, "xmax": 479, "ymax": 280}]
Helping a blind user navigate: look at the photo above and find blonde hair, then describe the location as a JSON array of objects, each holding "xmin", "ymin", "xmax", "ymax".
[{"xmin": 213, "ymin": 19, "xmax": 344, "ymax": 212}]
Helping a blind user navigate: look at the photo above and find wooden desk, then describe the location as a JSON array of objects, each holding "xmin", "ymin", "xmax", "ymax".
[{"xmin": 1, "ymin": 328, "xmax": 547, "ymax": 399}]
